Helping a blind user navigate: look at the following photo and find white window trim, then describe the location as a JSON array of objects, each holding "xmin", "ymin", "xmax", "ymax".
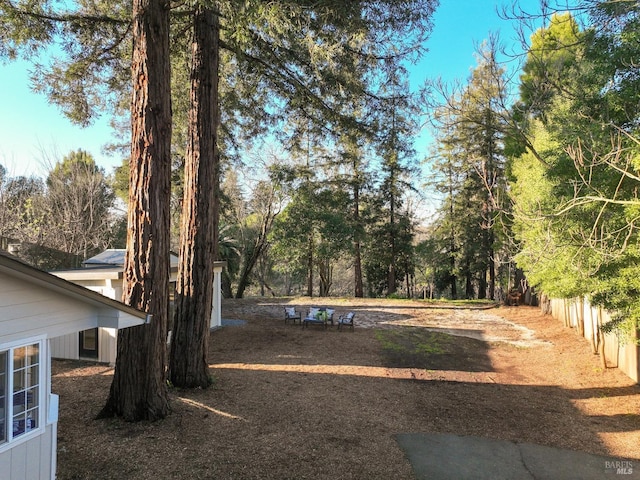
[{"xmin": 0, "ymin": 335, "xmax": 46, "ymax": 453}]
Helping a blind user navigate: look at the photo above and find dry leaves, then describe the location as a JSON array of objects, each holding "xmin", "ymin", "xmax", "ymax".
[{"xmin": 53, "ymin": 299, "xmax": 640, "ymax": 479}]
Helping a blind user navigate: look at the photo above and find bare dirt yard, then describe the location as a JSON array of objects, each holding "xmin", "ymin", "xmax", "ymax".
[{"xmin": 53, "ymin": 298, "xmax": 640, "ymax": 479}]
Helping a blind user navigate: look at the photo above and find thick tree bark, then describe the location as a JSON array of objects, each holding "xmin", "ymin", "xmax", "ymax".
[
  {"xmin": 169, "ymin": 5, "xmax": 220, "ymax": 389},
  {"xmin": 100, "ymin": 0, "xmax": 171, "ymax": 421}
]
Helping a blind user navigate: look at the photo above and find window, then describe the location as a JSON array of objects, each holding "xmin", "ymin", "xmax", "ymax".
[
  {"xmin": 0, "ymin": 351, "xmax": 6, "ymax": 443},
  {"xmin": 79, "ymin": 328, "xmax": 99, "ymax": 359},
  {"xmin": 0, "ymin": 341, "xmax": 42, "ymax": 446}
]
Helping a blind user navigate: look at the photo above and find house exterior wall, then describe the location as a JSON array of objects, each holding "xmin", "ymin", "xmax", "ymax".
[
  {"xmin": 0, "ymin": 251, "xmax": 146, "ymax": 480},
  {"xmin": 49, "ymin": 334, "xmax": 79, "ymax": 361},
  {"xmin": 1, "ymin": 336, "xmax": 58, "ymax": 480},
  {"xmin": 52, "ymin": 265, "xmax": 225, "ymax": 362},
  {"xmin": 98, "ymin": 328, "xmax": 118, "ymax": 364},
  {"xmin": 49, "ymin": 328, "xmax": 117, "ymax": 364},
  {"xmin": 0, "ymin": 423, "xmax": 55, "ymax": 480},
  {"xmin": 210, "ymin": 265, "xmax": 223, "ymax": 329},
  {"xmin": 49, "ymin": 283, "xmax": 120, "ymax": 364},
  {"xmin": 0, "ymin": 276, "xmax": 105, "ymax": 345}
]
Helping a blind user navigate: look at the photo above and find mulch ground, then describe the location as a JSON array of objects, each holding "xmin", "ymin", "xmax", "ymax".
[{"xmin": 52, "ymin": 298, "xmax": 640, "ymax": 479}]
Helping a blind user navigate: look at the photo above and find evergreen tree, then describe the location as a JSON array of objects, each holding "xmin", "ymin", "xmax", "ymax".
[
  {"xmin": 1, "ymin": 0, "xmax": 439, "ymax": 402},
  {"xmin": 510, "ymin": 3, "xmax": 640, "ymax": 336},
  {"xmin": 369, "ymin": 71, "xmax": 419, "ymax": 296},
  {"xmin": 99, "ymin": 0, "xmax": 172, "ymax": 421},
  {"xmin": 429, "ymin": 44, "xmax": 509, "ymax": 300},
  {"xmin": 170, "ymin": 5, "xmax": 219, "ymax": 389}
]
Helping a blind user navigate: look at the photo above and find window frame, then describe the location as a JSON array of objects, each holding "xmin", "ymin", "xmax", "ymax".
[{"xmin": 0, "ymin": 336, "xmax": 46, "ymax": 452}]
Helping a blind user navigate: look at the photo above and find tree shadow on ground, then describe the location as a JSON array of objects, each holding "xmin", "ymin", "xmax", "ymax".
[
  {"xmin": 219, "ymin": 299, "xmax": 495, "ymax": 373},
  {"xmin": 374, "ymin": 326, "xmax": 493, "ymax": 372},
  {"xmin": 50, "ymin": 299, "xmax": 640, "ymax": 480}
]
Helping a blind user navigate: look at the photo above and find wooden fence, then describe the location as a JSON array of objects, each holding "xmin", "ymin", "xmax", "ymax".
[{"xmin": 541, "ymin": 296, "xmax": 639, "ymax": 383}]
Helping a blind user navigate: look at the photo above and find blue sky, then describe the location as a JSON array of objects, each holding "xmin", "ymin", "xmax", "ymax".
[{"xmin": 0, "ymin": 0, "xmax": 541, "ymax": 179}]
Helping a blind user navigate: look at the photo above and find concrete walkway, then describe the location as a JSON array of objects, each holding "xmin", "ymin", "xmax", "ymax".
[{"xmin": 396, "ymin": 433, "xmax": 639, "ymax": 480}]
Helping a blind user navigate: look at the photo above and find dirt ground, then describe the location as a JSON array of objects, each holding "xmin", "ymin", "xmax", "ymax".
[{"xmin": 53, "ymin": 298, "xmax": 640, "ymax": 479}]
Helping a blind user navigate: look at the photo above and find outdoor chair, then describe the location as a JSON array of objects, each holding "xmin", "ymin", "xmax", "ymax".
[
  {"xmin": 284, "ymin": 307, "xmax": 301, "ymax": 324},
  {"xmin": 326, "ymin": 308, "xmax": 335, "ymax": 325},
  {"xmin": 303, "ymin": 307, "xmax": 328, "ymax": 329},
  {"xmin": 337, "ymin": 311, "xmax": 355, "ymax": 331}
]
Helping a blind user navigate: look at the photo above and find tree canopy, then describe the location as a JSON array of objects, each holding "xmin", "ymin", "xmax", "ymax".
[
  {"xmin": 0, "ymin": 0, "xmax": 437, "ymax": 155},
  {"xmin": 507, "ymin": 1, "xmax": 640, "ymax": 337}
]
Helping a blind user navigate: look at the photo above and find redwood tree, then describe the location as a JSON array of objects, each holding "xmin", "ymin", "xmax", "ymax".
[
  {"xmin": 169, "ymin": 5, "xmax": 219, "ymax": 389},
  {"xmin": 100, "ymin": 0, "xmax": 172, "ymax": 421}
]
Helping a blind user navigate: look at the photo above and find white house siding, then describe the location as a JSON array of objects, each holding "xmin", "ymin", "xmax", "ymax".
[
  {"xmin": 0, "ymin": 251, "xmax": 146, "ymax": 480},
  {"xmin": 98, "ymin": 328, "xmax": 117, "ymax": 364},
  {"xmin": 0, "ymin": 276, "xmax": 113, "ymax": 345},
  {"xmin": 210, "ymin": 265, "xmax": 223, "ymax": 329},
  {"xmin": 0, "ymin": 333, "xmax": 58, "ymax": 480},
  {"xmin": 86, "ymin": 286, "xmax": 118, "ymax": 364},
  {"xmin": 49, "ymin": 334, "xmax": 79, "ymax": 362},
  {"xmin": 49, "ymin": 284, "xmax": 120, "ymax": 364},
  {"xmin": 0, "ymin": 424, "xmax": 55, "ymax": 480},
  {"xmin": 51, "ymin": 263, "xmax": 225, "ymax": 363},
  {"xmin": 50, "ymin": 327, "xmax": 118, "ymax": 364}
]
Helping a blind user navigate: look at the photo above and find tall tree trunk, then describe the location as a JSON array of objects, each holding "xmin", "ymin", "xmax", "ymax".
[
  {"xmin": 354, "ymin": 240, "xmax": 364, "ymax": 297},
  {"xmin": 318, "ymin": 259, "xmax": 332, "ymax": 297},
  {"xmin": 448, "ymin": 172, "xmax": 457, "ymax": 299},
  {"xmin": 235, "ymin": 246, "xmax": 257, "ymax": 298},
  {"xmin": 387, "ymin": 196, "xmax": 396, "ymax": 295},
  {"xmin": 488, "ymin": 244, "xmax": 495, "ymax": 301},
  {"xmin": 352, "ymin": 168, "xmax": 364, "ymax": 297},
  {"xmin": 306, "ymin": 234, "xmax": 314, "ymax": 297},
  {"xmin": 478, "ymin": 211, "xmax": 490, "ymax": 300},
  {"xmin": 465, "ymin": 259, "xmax": 473, "ymax": 299},
  {"xmin": 449, "ymin": 256, "xmax": 457, "ymax": 299},
  {"xmin": 100, "ymin": 0, "xmax": 171, "ymax": 421},
  {"xmin": 221, "ymin": 271, "xmax": 233, "ymax": 298},
  {"xmin": 235, "ymin": 209, "xmax": 275, "ymax": 299},
  {"xmin": 169, "ymin": 5, "xmax": 220, "ymax": 389},
  {"xmin": 405, "ymin": 271, "xmax": 410, "ymax": 298},
  {"xmin": 478, "ymin": 268, "xmax": 487, "ymax": 299}
]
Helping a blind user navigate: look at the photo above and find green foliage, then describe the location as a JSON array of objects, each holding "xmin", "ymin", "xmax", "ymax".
[
  {"xmin": 426, "ymin": 43, "xmax": 510, "ymax": 300},
  {"xmin": 0, "ymin": 0, "xmax": 438, "ymax": 174},
  {"xmin": 0, "ymin": 152, "xmax": 119, "ymax": 266},
  {"xmin": 363, "ymin": 202, "xmax": 415, "ymax": 297},
  {"xmin": 509, "ymin": 120, "xmax": 586, "ymax": 298},
  {"xmin": 519, "ymin": 13, "xmax": 583, "ymax": 120},
  {"xmin": 0, "ymin": 1, "xmax": 132, "ymax": 126},
  {"xmin": 112, "ymin": 160, "xmax": 129, "ymax": 203},
  {"xmin": 510, "ymin": 5, "xmax": 640, "ymax": 339},
  {"xmin": 592, "ymin": 245, "xmax": 640, "ymax": 342},
  {"xmin": 270, "ymin": 177, "xmax": 353, "ymax": 296},
  {"xmin": 1, "ymin": 0, "xmax": 438, "ymax": 301}
]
